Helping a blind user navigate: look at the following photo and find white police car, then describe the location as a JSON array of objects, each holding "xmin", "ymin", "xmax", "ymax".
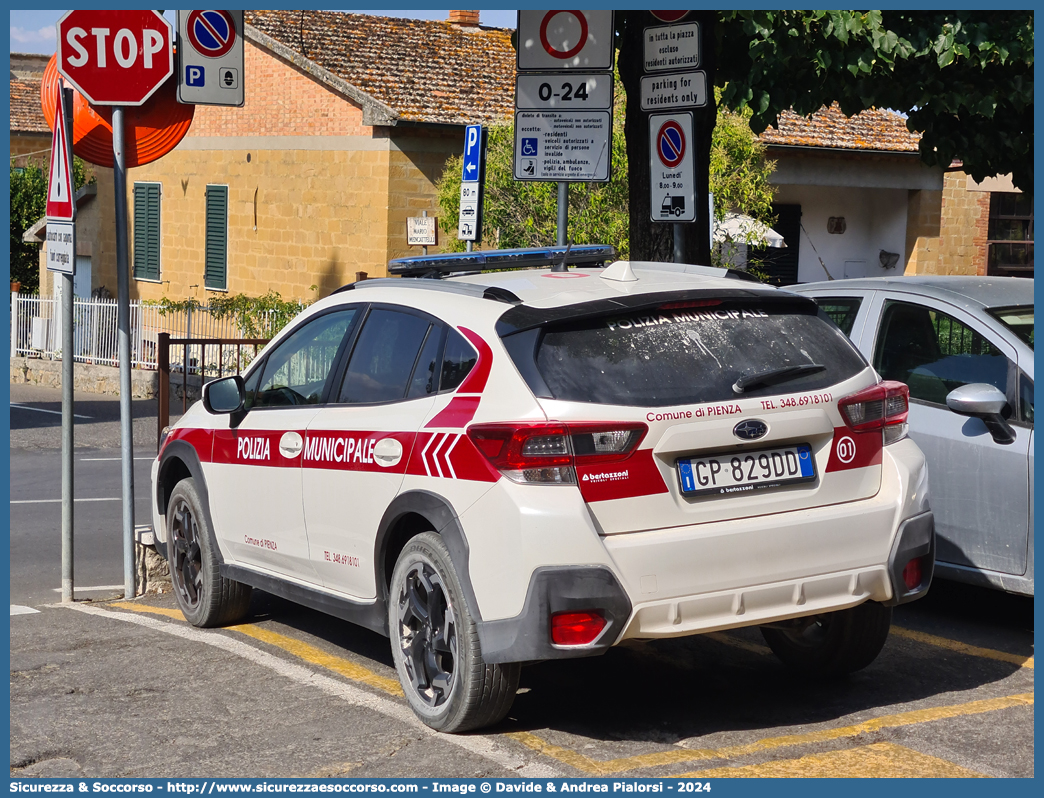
[{"xmin": 152, "ymin": 246, "xmax": 933, "ymax": 732}]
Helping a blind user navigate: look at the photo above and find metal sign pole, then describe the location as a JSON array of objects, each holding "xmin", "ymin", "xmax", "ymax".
[
  {"xmin": 60, "ymin": 86, "xmax": 76, "ymax": 603},
  {"xmin": 112, "ymin": 106, "xmax": 136, "ymax": 598},
  {"xmin": 557, "ymin": 182, "xmax": 568, "ymax": 245}
]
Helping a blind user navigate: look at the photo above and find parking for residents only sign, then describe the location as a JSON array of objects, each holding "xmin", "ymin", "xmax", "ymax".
[
  {"xmin": 640, "ymin": 70, "xmax": 708, "ymax": 112},
  {"xmin": 514, "ymin": 110, "xmax": 611, "ymax": 182}
]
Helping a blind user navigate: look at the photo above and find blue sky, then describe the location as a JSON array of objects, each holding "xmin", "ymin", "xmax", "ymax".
[{"xmin": 9, "ymin": 9, "xmax": 519, "ymax": 55}]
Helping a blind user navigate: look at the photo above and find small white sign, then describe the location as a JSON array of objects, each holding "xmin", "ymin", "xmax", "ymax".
[
  {"xmin": 458, "ymin": 183, "xmax": 480, "ymax": 241},
  {"xmin": 407, "ymin": 217, "xmax": 437, "ymax": 247},
  {"xmin": 649, "ymin": 112, "xmax": 695, "ymax": 223},
  {"xmin": 45, "ymin": 221, "xmax": 76, "ymax": 275},
  {"xmin": 514, "ymin": 111, "xmax": 611, "ymax": 182},
  {"xmin": 517, "ymin": 10, "xmax": 614, "ymax": 71},
  {"xmin": 641, "ymin": 71, "xmax": 708, "ymax": 112},
  {"xmin": 644, "ymin": 22, "xmax": 700, "ymax": 72},
  {"xmin": 516, "ymin": 72, "xmax": 613, "ymax": 110},
  {"xmin": 177, "ymin": 10, "xmax": 246, "ymax": 107}
]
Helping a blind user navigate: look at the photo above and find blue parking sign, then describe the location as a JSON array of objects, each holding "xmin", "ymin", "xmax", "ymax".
[
  {"xmin": 462, "ymin": 124, "xmax": 483, "ymax": 183},
  {"xmin": 185, "ymin": 65, "xmax": 205, "ymax": 86}
]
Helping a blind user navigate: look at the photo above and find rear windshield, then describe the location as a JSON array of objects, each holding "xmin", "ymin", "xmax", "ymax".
[{"xmin": 525, "ymin": 304, "xmax": 867, "ymax": 407}]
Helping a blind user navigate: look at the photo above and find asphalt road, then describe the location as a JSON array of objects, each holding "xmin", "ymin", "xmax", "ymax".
[{"xmin": 8, "ymin": 385, "xmax": 1035, "ymax": 780}]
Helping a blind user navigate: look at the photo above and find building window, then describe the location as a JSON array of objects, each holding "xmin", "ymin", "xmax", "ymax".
[
  {"xmin": 987, "ymin": 192, "xmax": 1033, "ymax": 277},
  {"xmin": 133, "ymin": 183, "xmax": 161, "ymax": 281},
  {"xmin": 205, "ymin": 184, "xmax": 228, "ymax": 291}
]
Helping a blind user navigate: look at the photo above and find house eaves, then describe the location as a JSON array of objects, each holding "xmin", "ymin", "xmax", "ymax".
[
  {"xmin": 245, "ymin": 24, "xmax": 400, "ymax": 127},
  {"xmin": 22, "ymin": 184, "xmax": 97, "ymax": 244}
]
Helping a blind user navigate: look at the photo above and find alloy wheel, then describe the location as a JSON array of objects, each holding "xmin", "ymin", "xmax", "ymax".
[{"xmin": 396, "ymin": 561, "xmax": 458, "ymax": 707}]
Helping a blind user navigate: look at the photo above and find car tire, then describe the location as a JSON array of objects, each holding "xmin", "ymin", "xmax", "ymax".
[
  {"xmin": 167, "ymin": 478, "xmax": 252, "ymax": 628},
  {"xmin": 389, "ymin": 531, "xmax": 520, "ymax": 733},
  {"xmin": 760, "ymin": 601, "xmax": 892, "ymax": 677}
]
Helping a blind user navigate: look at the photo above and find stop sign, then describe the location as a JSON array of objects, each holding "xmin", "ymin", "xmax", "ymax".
[{"xmin": 56, "ymin": 10, "xmax": 174, "ymax": 106}]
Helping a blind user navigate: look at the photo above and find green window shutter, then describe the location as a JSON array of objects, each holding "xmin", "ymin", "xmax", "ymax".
[
  {"xmin": 205, "ymin": 185, "xmax": 228, "ymax": 290},
  {"xmin": 133, "ymin": 183, "xmax": 161, "ymax": 280}
]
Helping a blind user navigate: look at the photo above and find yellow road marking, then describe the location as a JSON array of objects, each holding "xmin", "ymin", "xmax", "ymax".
[
  {"xmin": 111, "ymin": 602, "xmax": 403, "ymax": 696},
  {"xmin": 891, "ymin": 625, "xmax": 1034, "ymax": 669},
  {"xmin": 225, "ymin": 623, "xmax": 404, "ymax": 696},
  {"xmin": 507, "ymin": 693, "xmax": 1033, "ymax": 776},
  {"xmin": 678, "ymin": 741, "xmax": 986, "ymax": 778},
  {"xmin": 112, "ymin": 602, "xmax": 184, "ymax": 619}
]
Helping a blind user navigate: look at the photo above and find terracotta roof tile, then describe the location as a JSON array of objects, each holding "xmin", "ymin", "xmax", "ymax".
[
  {"xmin": 10, "ymin": 74, "xmax": 49, "ymax": 134},
  {"xmin": 759, "ymin": 103, "xmax": 921, "ymax": 153},
  {"xmin": 246, "ymin": 10, "xmax": 516, "ymax": 126}
]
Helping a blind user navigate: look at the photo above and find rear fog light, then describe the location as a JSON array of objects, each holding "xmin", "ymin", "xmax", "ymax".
[
  {"xmin": 902, "ymin": 557, "xmax": 924, "ymax": 590},
  {"xmin": 551, "ymin": 611, "xmax": 607, "ymax": 645}
]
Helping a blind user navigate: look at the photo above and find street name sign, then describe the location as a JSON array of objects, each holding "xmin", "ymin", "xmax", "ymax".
[
  {"xmin": 640, "ymin": 70, "xmax": 708, "ymax": 111},
  {"xmin": 514, "ymin": 111, "xmax": 611, "ymax": 182},
  {"xmin": 517, "ymin": 10, "xmax": 614, "ymax": 71},
  {"xmin": 649, "ymin": 112, "xmax": 695, "ymax": 223},
  {"xmin": 644, "ymin": 22, "xmax": 700, "ymax": 72},
  {"xmin": 407, "ymin": 216, "xmax": 437, "ymax": 247},
  {"xmin": 56, "ymin": 10, "xmax": 174, "ymax": 105},
  {"xmin": 515, "ymin": 72, "xmax": 613, "ymax": 110},
  {"xmin": 177, "ymin": 10, "xmax": 245, "ymax": 107}
]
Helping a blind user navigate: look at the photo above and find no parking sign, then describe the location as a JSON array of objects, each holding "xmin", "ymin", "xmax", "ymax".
[
  {"xmin": 177, "ymin": 9, "xmax": 244, "ymax": 107},
  {"xmin": 649, "ymin": 112, "xmax": 695, "ymax": 222}
]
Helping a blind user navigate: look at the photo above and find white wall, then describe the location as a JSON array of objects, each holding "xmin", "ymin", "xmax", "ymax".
[{"xmin": 773, "ymin": 184, "xmax": 909, "ymax": 284}]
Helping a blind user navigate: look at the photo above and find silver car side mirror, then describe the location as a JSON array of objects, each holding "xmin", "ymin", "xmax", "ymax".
[{"xmin": 945, "ymin": 383, "xmax": 1015, "ymax": 445}]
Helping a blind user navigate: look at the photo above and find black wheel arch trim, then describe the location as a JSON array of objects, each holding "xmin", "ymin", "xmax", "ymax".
[
  {"xmin": 373, "ymin": 490, "xmax": 481, "ymax": 623},
  {"xmin": 155, "ymin": 440, "xmax": 217, "ymax": 564}
]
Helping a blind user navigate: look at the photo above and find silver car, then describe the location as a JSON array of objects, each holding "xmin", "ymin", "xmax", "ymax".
[{"xmin": 791, "ymin": 277, "xmax": 1033, "ymax": 595}]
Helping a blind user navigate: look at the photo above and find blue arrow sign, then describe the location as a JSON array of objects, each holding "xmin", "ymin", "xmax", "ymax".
[{"xmin": 462, "ymin": 124, "xmax": 483, "ymax": 183}]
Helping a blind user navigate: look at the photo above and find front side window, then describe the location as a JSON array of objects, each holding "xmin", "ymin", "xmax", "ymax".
[
  {"xmin": 874, "ymin": 300, "xmax": 1009, "ymax": 405},
  {"xmin": 253, "ymin": 309, "xmax": 357, "ymax": 408},
  {"xmin": 339, "ymin": 308, "xmax": 433, "ymax": 404}
]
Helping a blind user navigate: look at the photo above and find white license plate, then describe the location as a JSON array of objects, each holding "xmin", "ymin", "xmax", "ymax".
[{"xmin": 677, "ymin": 443, "xmax": 816, "ymax": 497}]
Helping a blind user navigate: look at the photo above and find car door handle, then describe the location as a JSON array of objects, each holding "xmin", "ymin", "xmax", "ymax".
[
  {"xmin": 279, "ymin": 431, "xmax": 304, "ymax": 459},
  {"xmin": 373, "ymin": 437, "xmax": 403, "ymax": 467}
]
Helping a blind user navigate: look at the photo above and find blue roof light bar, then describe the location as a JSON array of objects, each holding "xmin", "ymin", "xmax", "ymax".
[{"xmin": 388, "ymin": 245, "xmax": 617, "ymax": 278}]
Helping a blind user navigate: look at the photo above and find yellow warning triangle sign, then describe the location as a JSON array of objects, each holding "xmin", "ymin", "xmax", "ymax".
[{"xmin": 46, "ymin": 81, "xmax": 75, "ymax": 221}]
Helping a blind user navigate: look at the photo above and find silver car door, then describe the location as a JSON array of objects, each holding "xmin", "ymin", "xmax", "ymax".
[{"xmin": 870, "ymin": 294, "xmax": 1030, "ymax": 578}]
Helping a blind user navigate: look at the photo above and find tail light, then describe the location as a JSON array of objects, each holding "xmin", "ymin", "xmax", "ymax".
[
  {"xmin": 838, "ymin": 380, "xmax": 910, "ymax": 444},
  {"xmin": 467, "ymin": 422, "xmax": 647, "ymax": 484},
  {"xmin": 551, "ymin": 611, "xmax": 606, "ymax": 645}
]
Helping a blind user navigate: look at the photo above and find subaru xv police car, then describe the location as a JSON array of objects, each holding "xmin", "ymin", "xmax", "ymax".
[{"xmin": 152, "ymin": 246, "xmax": 934, "ymax": 733}]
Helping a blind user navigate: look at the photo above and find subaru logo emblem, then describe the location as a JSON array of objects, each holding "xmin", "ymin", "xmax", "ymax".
[{"xmin": 734, "ymin": 419, "xmax": 768, "ymax": 440}]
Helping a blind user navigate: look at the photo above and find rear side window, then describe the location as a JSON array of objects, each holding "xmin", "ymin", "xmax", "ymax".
[
  {"xmin": 813, "ymin": 297, "xmax": 861, "ymax": 337},
  {"xmin": 526, "ymin": 304, "xmax": 866, "ymax": 407},
  {"xmin": 440, "ymin": 330, "xmax": 477, "ymax": 393},
  {"xmin": 339, "ymin": 309, "xmax": 432, "ymax": 404}
]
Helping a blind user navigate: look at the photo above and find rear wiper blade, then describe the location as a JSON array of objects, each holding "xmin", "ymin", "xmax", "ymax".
[{"xmin": 732, "ymin": 364, "xmax": 826, "ymax": 394}]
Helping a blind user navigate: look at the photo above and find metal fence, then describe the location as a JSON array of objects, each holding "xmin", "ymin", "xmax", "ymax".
[{"xmin": 10, "ymin": 292, "xmax": 256, "ymax": 374}]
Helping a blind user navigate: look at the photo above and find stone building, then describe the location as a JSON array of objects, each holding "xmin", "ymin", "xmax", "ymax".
[{"xmin": 9, "ymin": 52, "xmax": 51, "ymax": 169}]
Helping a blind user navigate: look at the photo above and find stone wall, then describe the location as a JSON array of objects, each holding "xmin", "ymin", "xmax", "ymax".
[
  {"xmin": 10, "ymin": 357, "xmax": 202, "ymax": 404},
  {"xmin": 905, "ymin": 172, "xmax": 991, "ymax": 276}
]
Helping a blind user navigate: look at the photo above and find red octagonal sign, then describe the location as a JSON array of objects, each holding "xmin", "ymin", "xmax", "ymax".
[{"xmin": 56, "ymin": 10, "xmax": 174, "ymax": 107}]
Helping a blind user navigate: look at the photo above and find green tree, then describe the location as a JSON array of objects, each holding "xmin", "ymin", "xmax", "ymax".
[
  {"xmin": 435, "ymin": 79, "xmax": 776, "ymax": 261},
  {"xmin": 10, "ymin": 157, "xmax": 92, "ymax": 294},
  {"xmin": 615, "ymin": 10, "xmax": 1032, "ymax": 262}
]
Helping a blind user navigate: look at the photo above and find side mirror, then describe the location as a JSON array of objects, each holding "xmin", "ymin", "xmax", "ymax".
[
  {"xmin": 945, "ymin": 383, "xmax": 1016, "ymax": 445},
  {"xmin": 202, "ymin": 375, "xmax": 245, "ymax": 415}
]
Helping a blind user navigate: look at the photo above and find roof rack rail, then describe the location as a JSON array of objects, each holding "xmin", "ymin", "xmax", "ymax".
[
  {"xmin": 388, "ymin": 245, "xmax": 616, "ymax": 278},
  {"xmin": 332, "ymin": 278, "xmax": 522, "ymax": 304}
]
